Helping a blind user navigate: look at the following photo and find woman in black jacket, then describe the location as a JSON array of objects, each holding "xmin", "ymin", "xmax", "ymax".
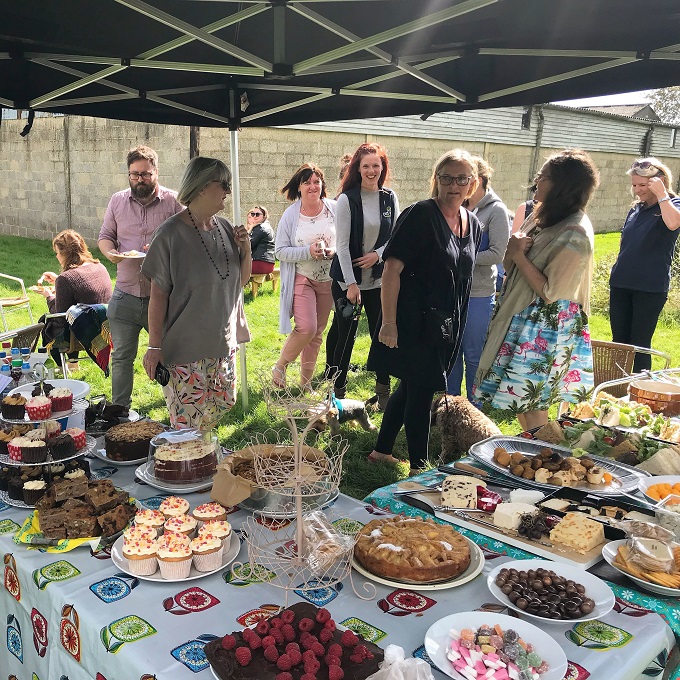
[{"xmin": 246, "ymin": 205, "xmax": 275, "ymax": 275}]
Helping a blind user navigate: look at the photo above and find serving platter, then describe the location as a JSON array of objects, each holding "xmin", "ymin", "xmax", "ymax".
[
  {"xmin": 424, "ymin": 611, "xmax": 567, "ymax": 680},
  {"xmin": 92, "ymin": 447, "xmax": 146, "ymax": 467},
  {"xmin": 351, "ymin": 536, "xmax": 484, "ymax": 591},
  {"xmin": 469, "ymin": 435, "xmax": 650, "ymax": 496},
  {"xmin": 8, "ymin": 379, "xmax": 91, "ymax": 400},
  {"xmin": 135, "ymin": 460, "xmax": 213, "ymax": 493},
  {"xmin": 0, "ymin": 434, "xmax": 97, "ymax": 466},
  {"xmin": 111, "ymin": 531, "xmax": 240, "ymax": 583},
  {"xmin": 0, "ymin": 398, "xmax": 88, "ymax": 424}
]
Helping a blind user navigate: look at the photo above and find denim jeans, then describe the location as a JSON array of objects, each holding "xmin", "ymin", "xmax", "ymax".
[
  {"xmin": 106, "ymin": 287, "xmax": 149, "ymax": 408},
  {"xmin": 447, "ymin": 294, "xmax": 495, "ymax": 399}
]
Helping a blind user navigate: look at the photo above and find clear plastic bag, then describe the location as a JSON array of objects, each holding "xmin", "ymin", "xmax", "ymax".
[
  {"xmin": 366, "ymin": 645, "xmax": 435, "ymax": 680},
  {"xmin": 301, "ymin": 510, "xmax": 354, "ymax": 575}
]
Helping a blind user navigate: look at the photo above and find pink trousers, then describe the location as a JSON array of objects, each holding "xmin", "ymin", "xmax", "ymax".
[{"xmin": 279, "ymin": 274, "xmax": 333, "ymax": 384}]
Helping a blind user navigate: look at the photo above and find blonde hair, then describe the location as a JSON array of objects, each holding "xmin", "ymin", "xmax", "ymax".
[
  {"xmin": 248, "ymin": 205, "xmax": 268, "ymax": 222},
  {"xmin": 177, "ymin": 157, "xmax": 231, "ymax": 205},
  {"xmin": 52, "ymin": 230, "xmax": 99, "ymax": 271},
  {"xmin": 430, "ymin": 149, "xmax": 479, "ymax": 200},
  {"xmin": 627, "ymin": 157, "xmax": 677, "ymax": 200}
]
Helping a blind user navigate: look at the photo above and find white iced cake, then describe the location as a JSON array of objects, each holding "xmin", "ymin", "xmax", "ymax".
[
  {"xmin": 440, "ymin": 475, "xmax": 486, "ymax": 509},
  {"xmin": 492, "ymin": 502, "xmax": 539, "ymax": 530},
  {"xmin": 549, "ymin": 512, "xmax": 605, "ymax": 553}
]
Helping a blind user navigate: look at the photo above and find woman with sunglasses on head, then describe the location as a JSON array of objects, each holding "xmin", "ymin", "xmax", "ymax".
[
  {"xmin": 367, "ymin": 149, "xmax": 482, "ymax": 476},
  {"xmin": 474, "ymin": 149, "xmax": 599, "ymax": 431},
  {"xmin": 245, "ymin": 206, "xmax": 276, "ymax": 276},
  {"xmin": 273, "ymin": 163, "xmax": 336, "ymax": 389},
  {"xmin": 609, "ymin": 158, "xmax": 680, "ymax": 372},
  {"xmin": 327, "ymin": 143, "xmax": 400, "ymax": 408},
  {"xmin": 142, "ymin": 157, "xmax": 252, "ymax": 430}
]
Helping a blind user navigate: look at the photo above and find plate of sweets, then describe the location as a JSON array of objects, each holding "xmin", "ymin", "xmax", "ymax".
[{"xmin": 425, "ymin": 611, "xmax": 567, "ymax": 680}]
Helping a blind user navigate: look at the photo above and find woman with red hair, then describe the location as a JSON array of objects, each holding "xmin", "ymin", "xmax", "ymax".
[{"xmin": 327, "ymin": 143, "xmax": 399, "ymax": 408}]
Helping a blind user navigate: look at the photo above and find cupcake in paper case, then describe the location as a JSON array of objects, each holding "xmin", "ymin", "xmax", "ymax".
[
  {"xmin": 123, "ymin": 537, "xmax": 160, "ymax": 576},
  {"xmin": 192, "ymin": 501, "xmax": 227, "ymax": 527},
  {"xmin": 156, "ymin": 532, "xmax": 193, "ymax": 579},
  {"xmin": 159, "ymin": 495, "xmax": 190, "ymax": 519},
  {"xmin": 24, "ymin": 427, "xmax": 47, "ymax": 441},
  {"xmin": 134, "ymin": 508, "xmax": 166, "ymax": 536},
  {"xmin": 123, "ymin": 524, "xmax": 158, "ymax": 544},
  {"xmin": 49, "ymin": 434, "xmax": 76, "ymax": 460},
  {"xmin": 49, "ymin": 388, "xmax": 73, "ymax": 413},
  {"xmin": 1, "ymin": 394, "xmax": 27, "ymax": 420},
  {"xmin": 7, "ymin": 475, "xmax": 26, "ymax": 501},
  {"xmin": 25, "ymin": 396, "xmax": 52, "ymax": 420},
  {"xmin": 0, "ymin": 427, "xmax": 16, "ymax": 455},
  {"xmin": 64, "ymin": 427, "xmax": 87, "ymax": 451},
  {"xmin": 44, "ymin": 419, "xmax": 62, "ymax": 440},
  {"xmin": 20, "ymin": 439, "xmax": 48, "ymax": 464},
  {"xmin": 23, "ymin": 479, "xmax": 47, "ymax": 505},
  {"xmin": 190, "ymin": 533, "xmax": 223, "ymax": 572},
  {"xmin": 64, "ymin": 468, "xmax": 87, "ymax": 481},
  {"xmin": 164, "ymin": 514, "xmax": 198, "ymax": 539},
  {"xmin": 7, "ymin": 436, "xmax": 31, "ymax": 461},
  {"xmin": 198, "ymin": 520, "xmax": 232, "ymax": 552}
]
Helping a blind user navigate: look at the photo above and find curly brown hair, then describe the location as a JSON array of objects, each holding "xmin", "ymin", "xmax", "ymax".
[{"xmin": 52, "ymin": 230, "xmax": 100, "ymax": 271}]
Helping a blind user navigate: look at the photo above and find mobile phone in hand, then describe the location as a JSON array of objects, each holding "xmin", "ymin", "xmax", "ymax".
[{"xmin": 155, "ymin": 362, "xmax": 170, "ymax": 387}]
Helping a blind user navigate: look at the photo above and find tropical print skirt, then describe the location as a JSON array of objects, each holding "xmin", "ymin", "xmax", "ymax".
[
  {"xmin": 162, "ymin": 350, "xmax": 237, "ymax": 430},
  {"xmin": 473, "ymin": 298, "xmax": 593, "ymax": 413}
]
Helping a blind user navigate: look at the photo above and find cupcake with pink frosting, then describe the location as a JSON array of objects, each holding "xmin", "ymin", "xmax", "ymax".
[
  {"xmin": 122, "ymin": 537, "xmax": 159, "ymax": 576},
  {"xmin": 164, "ymin": 514, "xmax": 197, "ymax": 539},
  {"xmin": 159, "ymin": 495, "xmax": 190, "ymax": 519},
  {"xmin": 156, "ymin": 532, "xmax": 193, "ymax": 579},
  {"xmin": 190, "ymin": 533, "xmax": 223, "ymax": 572},
  {"xmin": 191, "ymin": 502, "xmax": 227, "ymax": 527}
]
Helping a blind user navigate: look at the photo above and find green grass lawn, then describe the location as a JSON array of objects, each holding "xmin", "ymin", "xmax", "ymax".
[{"xmin": 1, "ymin": 233, "xmax": 677, "ymax": 501}]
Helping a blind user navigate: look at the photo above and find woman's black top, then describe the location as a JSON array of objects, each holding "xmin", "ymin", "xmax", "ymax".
[{"xmin": 250, "ymin": 222, "xmax": 276, "ymax": 263}]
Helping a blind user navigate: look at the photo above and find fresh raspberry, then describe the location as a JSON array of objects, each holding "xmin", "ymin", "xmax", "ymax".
[
  {"xmin": 281, "ymin": 624, "xmax": 296, "ymax": 643},
  {"xmin": 262, "ymin": 635, "xmax": 276, "ymax": 648},
  {"xmin": 354, "ymin": 644, "xmax": 368, "ymax": 660},
  {"xmin": 327, "ymin": 643, "xmax": 343, "ymax": 658},
  {"xmin": 328, "ymin": 667, "xmax": 345, "ymax": 680},
  {"xmin": 256, "ymin": 620, "xmax": 271, "ymax": 635},
  {"xmin": 311, "ymin": 641, "xmax": 325, "ymax": 657},
  {"xmin": 263, "ymin": 645, "xmax": 280, "ymax": 663},
  {"xmin": 340, "ymin": 630, "xmax": 358, "ymax": 648},
  {"xmin": 319, "ymin": 628, "xmax": 333, "ymax": 644},
  {"xmin": 325, "ymin": 654, "xmax": 341, "ymax": 666},
  {"xmin": 302, "ymin": 649, "xmax": 317, "ymax": 663},
  {"xmin": 221, "ymin": 634, "xmax": 237, "ymax": 650},
  {"xmin": 242, "ymin": 627, "xmax": 254, "ymax": 641},
  {"xmin": 270, "ymin": 628, "xmax": 284, "ymax": 645},
  {"xmin": 285, "ymin": 642, "xmax": 300, "ymax": 654},
  {"xmin": 316, "ymin": 608, "xmax": 332, "ymax": 624},
  {"xmin": 234, "ymin": 647, "xmax": 252, "ymax": 666},
  {"xmin": 281, "ymin": 609, "xmax": 296, "ymax": 624},
  {"xmin": 324, "ymin": 619, "xmax": 337, "ymax": 631},
  {"xmin": 367, "ymin": 651, "xmax": 374, "ymax": 660},
  {"xmin": 270, "ymin": 617, "xmax": 284, "ymax": 628},
  {"xmin": 350, "ymin": 653, "xmax": 364, "ymax": 664},
  {"xmin": 298, "ymin": 617, "xmax": 315, "ymax": 633},
  {"xmin": 248, "ymin": 633, "xmax": 262, "ymax": 650},
  {"xmin": 301, "ymin": 635, "xmax": 318, "ymax": 650},
  {"xmin": 304, "ymin": 659, "xmax": 321, "ymax": 675},
  {"xmin": 288, "ymin": 648, "xmax": 303, "ymax": 666},
  {"xmin": 276, "ymin": 673, "xmax": 293, "ymax": 680},
  {"xmin": 301, "ymin": 675, "xmax": 317, "ymax": 680},
  {"xmin": 276, "ymin": 653, "xmax": 292, "ymax": 671}
]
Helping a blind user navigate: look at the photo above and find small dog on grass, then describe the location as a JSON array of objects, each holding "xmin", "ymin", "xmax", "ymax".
[
  {"xmin": 310, "ymin": 398, "xmax": 377, "ymax": 437},
  {"xmin": 432, "ymin": 394, "xmax": 501, "ymax": 458}
]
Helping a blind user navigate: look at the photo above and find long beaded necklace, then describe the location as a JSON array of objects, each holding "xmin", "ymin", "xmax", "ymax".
[{"xmin": 187, "ymin": 206, "xmax": 230, "ymax": 280}]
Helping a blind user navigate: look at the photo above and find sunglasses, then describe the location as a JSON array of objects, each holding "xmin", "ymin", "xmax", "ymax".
[
  {"xmin": 438, "ymin": 174, "xmax": 473, "ymax": 186},
  {"xmin": 630, "ymin": 161, "xmax": 663, "ymax": 177},
  {"xmin": 249, "ymin": 211, "xmax": 263, "ymax": 217},
  {"xmin": 211, "ymin": 180, "xmax": 231, "ymax": 191}
]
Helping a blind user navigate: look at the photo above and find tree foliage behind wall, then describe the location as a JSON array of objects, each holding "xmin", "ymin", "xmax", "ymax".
[{"xmin": 649, "ymin": 87, "xmax": 680, "ymax": 125}]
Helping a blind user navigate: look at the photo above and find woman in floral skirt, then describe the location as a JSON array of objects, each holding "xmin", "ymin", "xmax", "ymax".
[{"xmin": 473, "ymin": 149, "xmax": 600, "ymax": 430}]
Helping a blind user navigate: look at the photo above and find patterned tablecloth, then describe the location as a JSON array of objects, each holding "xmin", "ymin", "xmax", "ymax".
[{"xmin": 0, "ymin": 457, "xmax": 678, "ymax": 680}]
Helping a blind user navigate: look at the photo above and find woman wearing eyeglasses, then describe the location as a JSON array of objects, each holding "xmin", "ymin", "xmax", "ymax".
[
  {"xmin": 273, "ymin": 163, "xmax": 336, "ymax": 389},
  {"xmin": 246, "ymin": 206, "xmax": 276, "ymax": 275},
  {"xmin": 327, "ymin": 143, "xmax": 400, "ymax": 408},
  {"xmin": 367, "ymin": 149, "xmax": 482, "ymax": 475},
  {"xmin": 141, "ymin": 156, "xmax": 252, "ymax": 430},
  {"xmin": 609, "ymin": 158, "xmax": 680, "ymax": 371},
  {"xmin": 474, "ymin": 149, "xmax": 599, "ymax": 431}
]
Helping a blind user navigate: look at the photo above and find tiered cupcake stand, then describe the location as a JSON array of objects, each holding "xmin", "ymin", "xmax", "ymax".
[
  {"xmin": 232, "ymin": 366, "xmax": 376, "ymax": 605},
  {"xmin": 0, "ymin": 399, "xmax": 96, "ymax": 508}
]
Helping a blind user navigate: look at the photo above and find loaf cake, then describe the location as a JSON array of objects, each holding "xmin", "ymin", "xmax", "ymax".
[
  {"xmin": 104, "ymin": 420, "xmax": 166, "ymax": 461},
  {"xmin": 354, "ymin": 516, "xmax": 471, "ymax": 583},
  {"xmin": 205, "ymin": 602, "xmax": 383, "ymax": 680},
  {"xmin": 153, "ymin": 439, "xmax": 218, "ymax": 482}
]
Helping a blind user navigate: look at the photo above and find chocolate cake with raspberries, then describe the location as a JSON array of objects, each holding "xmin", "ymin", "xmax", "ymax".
[{"xmin": 205, "ymin": 602, "xmax": 383, "ymax": 680}]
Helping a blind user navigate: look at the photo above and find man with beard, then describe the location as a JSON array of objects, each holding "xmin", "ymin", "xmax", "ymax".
[{"xmin": 98, "ymin": 146, "xmax": 182, "ymax": 411}]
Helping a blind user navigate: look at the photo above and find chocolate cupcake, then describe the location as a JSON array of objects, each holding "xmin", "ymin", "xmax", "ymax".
[
  {"xmin": 0, "ymin": 427, "xmax": 17, "ymax": 455},
  {"xmin": 23, "ymin": 480, "xmax": 47, "ymax": 506},
  {"xmin": 49, "ymin": 433, "xmax": 76, "ymax": 460},
  {"xmin": 20, "ymin": 440, "xmax": 48, "ymax": 464},
  {"xmin": 0, "ymin": 466, "xmax": 11, "ymax": 491},
  {"xmin": 7, "ymin": 474, "xmax": 26, "ymax": 501},
  {"xmin": 1, "ymin": 394, "xmax": 27, "ymax": 420}
]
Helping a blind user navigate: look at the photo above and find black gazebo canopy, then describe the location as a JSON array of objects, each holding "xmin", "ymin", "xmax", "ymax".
[{"xmin": 2, "ymin": 0, "xmax": 680, "ymax": 129}]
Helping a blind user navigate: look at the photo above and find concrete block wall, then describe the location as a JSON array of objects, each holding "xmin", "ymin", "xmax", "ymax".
[{"xmin": 1, "ymin": 115, "xmax": 679, "ymax": 247}]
